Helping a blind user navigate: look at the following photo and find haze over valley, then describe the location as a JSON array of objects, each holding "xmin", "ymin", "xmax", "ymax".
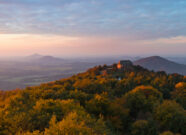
[
  {"xmin": 0, "ymin": 54, "xmax": 94, "ymax": 90},
  {"xmin": 0, "ymin": 54, "xmax": 185, "ymax": 90}
]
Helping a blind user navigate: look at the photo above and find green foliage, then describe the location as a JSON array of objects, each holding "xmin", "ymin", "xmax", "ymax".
[
  {"xmin": 85, "ymin": 93, "xmax": 110, "ymax": 116},
  {"xmin": 159, "ymin": 131, "xmax": 181, "ymax": 135},
  {"xmin": 171, "ymin": 82, "xmax": 186, "ymax": 109},
  {"xmin": 44, "ymin": 111, "xmax": 110, "ymax": 135},
  {"xmin": 131, "ymin": 120, "xmax": 157, "ymax": 135},
  {"xmin": 122, "ymin": 85, "xmax": 162, "ymax": 118},
  {"xmin": 106, "ymin": 99, "xmax": 131, "ymax": 133},
  {"xmin": 154, "ymin": 100, "xmax": 186, "ymax": 134}
]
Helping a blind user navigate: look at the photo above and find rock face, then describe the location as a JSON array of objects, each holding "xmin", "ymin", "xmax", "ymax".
[
  {"xmin": 134, "ymin": 56, "xmax": 186, "ymax": 75},
  {"xmin": 117, "ymin": 60, "xmax": 133, "ymax": 69}
]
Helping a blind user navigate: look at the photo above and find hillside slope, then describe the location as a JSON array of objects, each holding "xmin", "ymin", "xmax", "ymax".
[
  {"xmin": 134, "ymin": 56, "xmax": 186, "ymax": 75},
  {"xmin": 0, "ymin": 63, "xmax": 185, "ymax": 135}
]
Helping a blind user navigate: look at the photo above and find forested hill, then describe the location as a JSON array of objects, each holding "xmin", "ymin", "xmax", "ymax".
[{"xmin": 0, "ymin": 63, "xmax": 185, "ymax": 135}]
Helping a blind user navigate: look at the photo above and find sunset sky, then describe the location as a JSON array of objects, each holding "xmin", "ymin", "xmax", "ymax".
[{"xmin": 0, "ymin": 0, "xmax": 185, "ymax": 57}]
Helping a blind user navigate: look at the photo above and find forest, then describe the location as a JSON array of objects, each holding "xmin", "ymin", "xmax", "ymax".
[{"xmin": 0, "ymin": 63, "xmax": 185, "ymax": 135}]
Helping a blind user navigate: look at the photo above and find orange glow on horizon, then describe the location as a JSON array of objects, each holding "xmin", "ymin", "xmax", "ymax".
[{"xmin": 0, "ymin": 34, "xmax": 185, "ymax": 57}]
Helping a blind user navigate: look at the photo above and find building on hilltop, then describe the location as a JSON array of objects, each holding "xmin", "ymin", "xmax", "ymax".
[
  {"xmin": 101, "ymin": 65, "xmax": 113, "ymax": 76},
  {"xmin": 100, "ymin": 60, "xmax": 133, "ymax": 76},
  {"xmin": 117, "ymin": 60, "xmax": 133, "ymax": 69}
]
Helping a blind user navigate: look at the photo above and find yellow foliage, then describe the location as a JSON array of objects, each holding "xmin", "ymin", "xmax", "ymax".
[
  {"xmin": 44, "ymin": 112, "xmax": 105, "ymax": 135},
  {"xmin": 95, "ymin": 94, "xmax": 102, "ymax": 101},
  {"xmin": 175, "ymin": 82, "xmax": 186, "ymax": 89}
]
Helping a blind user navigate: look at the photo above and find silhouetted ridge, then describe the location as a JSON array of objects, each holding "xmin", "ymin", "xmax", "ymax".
[
  {"xmin": 25, "ymin": 53, "xmax": 43, "ymax": 60},
  {"xmin": 134, "ymin": 56, "xmax": 186, "ymax": 75}
]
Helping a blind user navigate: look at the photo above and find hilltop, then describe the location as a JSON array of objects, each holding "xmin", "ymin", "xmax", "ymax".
[
  {"xmin": 25, "ymin": 53, "xmax": 43, "ymax": 61},
  {"xmin": 0, "ymin": 62, "xmax": 185, "ymax": 135},
  {"xmin": 134, "ymin": 56, "xmax": 186, "ymax": 75}
]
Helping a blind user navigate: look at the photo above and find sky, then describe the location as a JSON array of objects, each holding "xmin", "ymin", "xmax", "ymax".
[{"xmin": 0, "ymin": 0, "xmax": 186, "ymax": 57}]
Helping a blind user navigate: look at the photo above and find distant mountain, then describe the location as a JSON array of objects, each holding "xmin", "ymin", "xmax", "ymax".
[
  {"xmin": 133, "ymin": 56, "xmax": 186, "ymax": 75},
  {"xmin": 25, "ymin": 53, "xmax": 43, "ymax": 61},
  {"xmin": 36, "ymin": 55, "xmax": 65, "ymax": 64},
  {"xmin": 25, "ymin": 54, "xmax": 66, "ymax": 65}
]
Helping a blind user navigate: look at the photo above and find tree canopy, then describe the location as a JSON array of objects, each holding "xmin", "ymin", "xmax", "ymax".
[{"xmin": 0, "ymin": 64, "xmax": 185, "ymax": 135}]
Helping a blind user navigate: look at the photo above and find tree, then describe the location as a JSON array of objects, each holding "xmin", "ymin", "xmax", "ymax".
[
  {"xmin": 159, "ymin": 131, "xmax": 181, "ymax": 135},
  {"xmin": 44, "ymin": 111, "xmax": 111, "ymax": 135},
  {"xmin": 85, "ymin": 93, "xmax": 110, "ymax": 116},
  {"xmin": 131, "ymin": 120, "xmax": 157, "ymax": 135},
  {"xmin": 154, "ymin": 100, "xmax": 186, "ymax": 134},
  {"xmin": 171, "ymin": 82, "xmax": 186, "ymax": 109},
  {"xmin": 27, "ymin": 99, "xmax": 65, "ymax": 131},
  {"xmin": 122, "ymin": 85, "xmax": 162, "ymax": 118}
]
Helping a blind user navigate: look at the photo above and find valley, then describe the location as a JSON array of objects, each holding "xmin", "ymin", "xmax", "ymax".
[{"xmin": 0, "ymin": 54, "xmax": 185, "ymax": 90}]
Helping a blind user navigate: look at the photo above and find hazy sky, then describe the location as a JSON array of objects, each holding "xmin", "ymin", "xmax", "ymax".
[{"xmin": 0, "ymin": 0, "xmax": 186, "ymax": 57}]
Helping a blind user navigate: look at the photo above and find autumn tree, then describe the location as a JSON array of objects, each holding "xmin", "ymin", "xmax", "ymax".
[
  {"xmin": 154, "ymin": 100, "xmax": 186, "ymax": 134},
  {"xmin": 131, "ymin": 120, "xmax": 157, "ymax": 135},
  {"xmin": 171, "ymin": 82, "xmax": 186, "ymax": 109},
  {"xmin": 122, "ymin": 85, "xmax": 162, "ymax": 118}
]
